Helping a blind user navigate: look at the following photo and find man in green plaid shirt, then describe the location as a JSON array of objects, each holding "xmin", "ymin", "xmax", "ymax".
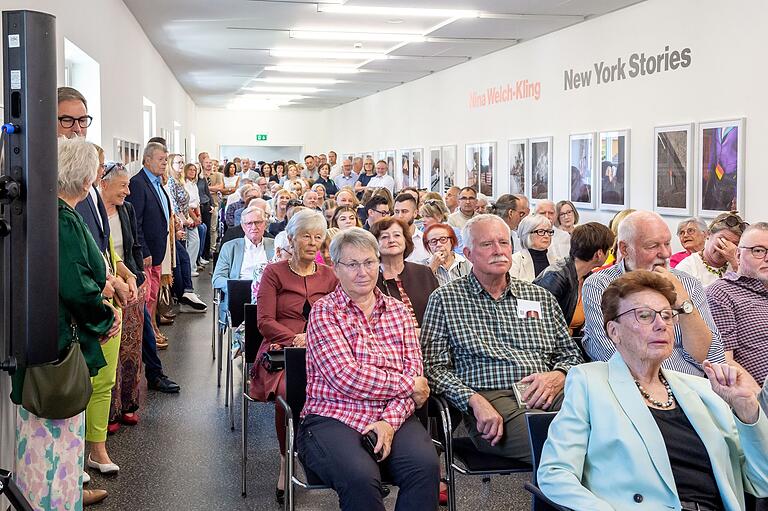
[{"xmin": 421, "ymin": 214, "xmax": 583, "ymax": 463}]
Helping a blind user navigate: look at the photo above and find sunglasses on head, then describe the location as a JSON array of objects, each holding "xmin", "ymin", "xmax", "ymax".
[
  {"xmin": 103, "ymin": 162, "xmax": 124, "ymax": 179},
  {"xmin": 710, "ymin": 213, "xmax": 748, "ymax": 232}
]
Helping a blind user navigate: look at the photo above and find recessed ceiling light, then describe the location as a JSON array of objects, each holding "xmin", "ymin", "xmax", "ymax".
[
  {"xmin": 316, "ymin": 5, "xmax": 479, "ymax": 18},
  {"xmin": 269, "ymin": 49, "xmax": 387, "ymax": 60},
  {"xmin": 253, "ymin": 77, "xmax": 342, "ymax": 85},
  {"xmin": 265, "ymin": 65, "xmax": 360, "ymax": 74},
  {"xmin": 289, "ymin": 30, "xmax": 425, "ymax": 43}
]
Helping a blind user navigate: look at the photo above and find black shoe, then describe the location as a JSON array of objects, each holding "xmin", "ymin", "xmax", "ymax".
[
  {"xmin": 275, "ymin": 488, "xmax": 285, "ymax": 505},
  {"xmin": 148, "ymin": 376, "xmax": 181, "ymax": 393}
]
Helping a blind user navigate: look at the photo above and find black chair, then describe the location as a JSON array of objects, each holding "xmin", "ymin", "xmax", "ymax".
[
  {"xmin": 241, "ymin": 303, "xmax": 263, "ymax": 497},
  {"xmin": 210, "ymin": 251, "xmax": 220, "ymax": 361},
  {"xmin": 431, "ymin": 395, "xmax": 532, "ymax": 511},
  {"xmin": 524, "ymin": 412, "xmax": 571, "ymax": 511},
  {"xmin": 224, "ymin": 279, "xmax": 253, "ymax": 430}
]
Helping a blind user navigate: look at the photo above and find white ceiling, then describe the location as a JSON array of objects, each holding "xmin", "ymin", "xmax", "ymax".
[{"xmin": 123, "ymin": 0, "xmax": 645, "ymax": 110}]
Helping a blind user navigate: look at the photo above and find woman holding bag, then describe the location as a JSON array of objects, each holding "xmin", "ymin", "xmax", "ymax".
[{"xmin": 12, "ymin": 136, "xmax": 120, "ymax": 509}]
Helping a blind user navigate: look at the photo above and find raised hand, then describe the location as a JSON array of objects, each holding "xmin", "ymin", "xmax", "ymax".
[{"xmin": 703, "ymin": 360, "xmax": 760, "ymax": 424}]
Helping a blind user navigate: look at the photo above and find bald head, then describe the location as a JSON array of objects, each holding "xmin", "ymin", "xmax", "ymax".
[{"xmin": 618, "ymin": 211, "xmax": 672, "ymax": 271}]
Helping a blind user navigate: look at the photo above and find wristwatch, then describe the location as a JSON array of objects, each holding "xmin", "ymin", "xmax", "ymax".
[{"xmin": 678, "ymin": 299, "xmax": 694, "ymax": 314}]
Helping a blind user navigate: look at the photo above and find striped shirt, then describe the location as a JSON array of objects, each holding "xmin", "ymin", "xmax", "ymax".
[
  {"xmin": 582, "ymin": 261, "xmax": 725, "ymax": 376},
  {"xmin": 420, "ymin": 272, "xmax": 583, "ymax": 412},
  {"xmin": 706, "ymin": 271, "xmax": 768, "ymax": 383}
]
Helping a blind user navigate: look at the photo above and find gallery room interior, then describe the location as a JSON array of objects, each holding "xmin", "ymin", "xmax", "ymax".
[{"xmin": 0, "ymin": 0, "xmax": 766, "ymax": 509}]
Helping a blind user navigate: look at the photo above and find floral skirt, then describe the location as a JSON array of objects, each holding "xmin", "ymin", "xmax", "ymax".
[
  {"xmin": 15, "ymin": 407, "xmax": 84, "ymax": 511},
  {"xmin": 110, "ymin": 289, "xmax": 146, "ymax": 421}
]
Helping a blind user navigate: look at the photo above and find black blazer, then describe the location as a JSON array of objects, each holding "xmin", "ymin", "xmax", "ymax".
[
  {"xmin": 126, "ymin": 168, "xmax": 171, "ymax": 266},
  {"xmin": 75, "ymin": 188, "xmax": 110, "ymax": 253},
  {"xmin": 376, "ymin": 261, "xmax": 439, "ymax": 327},
  {"xmin": 532, "ymin": 256, "xmax": 579, "ymax": 325},
  {"xmin": 116, "ymin": 202, "xmax": 145, "ymax": 287}
]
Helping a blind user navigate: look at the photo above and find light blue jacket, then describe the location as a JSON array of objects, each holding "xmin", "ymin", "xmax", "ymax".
[
  {"xmin": 538, "ymin": 352, "xmax": 768, "ymax": 511},
  {"xmin": 212, "ymin": 237, "xmax": 274, "ymax": 323}
]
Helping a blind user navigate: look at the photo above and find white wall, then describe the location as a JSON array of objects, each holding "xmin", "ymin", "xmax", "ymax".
[{"xmin": 325, "ymin": 0, "xmax": 767, "ymax": 229}]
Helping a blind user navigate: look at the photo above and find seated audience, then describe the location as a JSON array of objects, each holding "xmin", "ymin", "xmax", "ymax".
[
  {"xmin": 394, "ymin": 193, "xmax": 430, "ymax": 264},
  {"xmin": 533, "ymin": 222, "xmax": 614, "ymax": 336},
  {"xmin": 677, "ymin": 212, "xmax": 746, "ymax": 287},
  {"xmin": 600, "ymin": 208, "xmax": 636, "ymax": 267},
  {"xmin": 268, "ymin": 198, "xmax": 303, "ymax": 237},
  {"xmin": 299, "ymin": 228, "xmax": 439, "ymax": 511},
  {"xmin": 421, "ymin": 198, "xmax": 463, "ymax": 253},
  {"xmin": 371, "ymin": 217, "xmax": 439, "ymax": 329},
  {"xmin": 301, "ymin": 189, "xmax": 321, "ymax": 210},
  {"xmin": 332, "ymin": 205, "xmax": 362, "ymax": 230},
  {"xmin": 670, "ymin": 217, "xmax": 707, "ymax": 268},
  {"xmin": 282, "ymin": 163, "xmax": 303, "ymax": 192},
  {"xmin": 314, "ymin": 163, "xmax": 338, "ymax": 196},
  {"xmin": 363, "ymin": 195, "xmax": 391, "ymax": 231},
  {"xmin": 422, "ymin": 223, "xmax": 471, "ymax": 286},
  {"xmin": 489, "ymin": 194, "xmax": 527, "ymax": 253},
  {"xmin": 220, "ymin": 197, "xmax": 272, "ymax": 244},
  {"xmin": 253, "ymin": 210, "xmax": 338, "ymax": 504},
  {"xmin": 321, "ymin": 198, "xmax": 337, "ymax": 226},
  {"xmin": 582, "ymin": 211, "xmax": 725, "ymax": 376},
  {"xmin": 333, "ymin": 160, "xmax": 358, "ymax": 191},
  {"xmin": 354, "ymin": 157, "xmax": 377, "ymax": 196},
  {"xmin": 421, "ymin": 214, "xmax": 583, "ymax": 463},
  {"xmin": 707, "ymin": 222, "xmax": 768, "ymax": 385},
  {"xmin": 225, "ymin": 184, "xmax": 259, "ymax": 228},
  {"xmin": 535, "ymin": 200, "xmax": 570, "ymax": 258},
  {"xmin": 365, "ymin": 160, "xmax": 396, "ymax": 194},
  {"xmin": 538, "ymin": 270, "xmax": 768, "ymax": 510},
  {"xmin": 447, "ymin": 187, "xmax": 477, "ymax": 229},
  {"xmin": 509, "ymin": 214, "xmax": 560, "ymax": 282},
  {"xmin": 554, "ymin": 199, "xmax": 579, "ymax": 236}
]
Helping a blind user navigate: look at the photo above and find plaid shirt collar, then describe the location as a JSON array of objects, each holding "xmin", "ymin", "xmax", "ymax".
[
  {"xmin": 331, "ymin": 283, "xmax": 389, "ymax": 314},
  {"xmin": 466, "ymin": 270, "xmax": 518, "ymax": 299}
]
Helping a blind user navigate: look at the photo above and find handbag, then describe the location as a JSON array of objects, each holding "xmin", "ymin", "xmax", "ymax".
[
  {"xmin": 259, "ymin": 349, "xmax": 285, "ymax": 373},
  {"xmin": 22, "ymin": 337, "xmax": 93, "ymax": 420}
]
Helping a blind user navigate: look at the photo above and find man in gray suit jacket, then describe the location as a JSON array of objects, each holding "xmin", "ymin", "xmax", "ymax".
[{"xmin": 213, "ymin": 206, "xmax": 275, "ymax": 323}]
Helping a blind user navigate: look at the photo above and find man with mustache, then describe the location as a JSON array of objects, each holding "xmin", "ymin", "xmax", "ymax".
[
  {"xmin": 582, "ymin": 210, "xmax": 725, "ymax": 376},
  {"xmin": 420, "ymin": 214, "xmax": 583, "ymax": 463}
]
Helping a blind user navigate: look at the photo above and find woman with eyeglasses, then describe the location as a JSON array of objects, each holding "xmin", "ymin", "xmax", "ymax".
[
  {"xmin": 510, "ymin": 214, "xmax": 561, "ymax": 282},
  {"xmin": 538, "ymin": 270, "xmax": 768, "ymax": 511},
  {"xmin": 676, "ymin": 212, "xmax": 747, "ymax": 288},
  {"xmin": 422, "ymin": 223, "xmax": 471, "ymax": 286},
  {"xmin": 671, "ymin": 218, "xmax": 708, "ymax": 268}
]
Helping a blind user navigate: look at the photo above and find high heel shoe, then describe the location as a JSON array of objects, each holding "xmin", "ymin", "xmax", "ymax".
[{"xmin": 275, "ymin": 488, "xmax": 285, "ymax": 505}]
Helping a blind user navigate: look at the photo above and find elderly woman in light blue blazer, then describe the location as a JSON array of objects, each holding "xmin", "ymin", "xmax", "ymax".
[{"xmin": 538, "ymin": 270, "xmax": 768, "ymax": 511}]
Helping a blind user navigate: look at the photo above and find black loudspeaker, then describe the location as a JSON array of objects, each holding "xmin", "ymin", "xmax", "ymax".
[{"xmin": 1, "ymin": 10, "xmax": 59, "ymax": 371}]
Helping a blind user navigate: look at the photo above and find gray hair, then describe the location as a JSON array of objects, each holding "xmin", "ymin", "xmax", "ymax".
[
  {"xmin": 328, "ymin": 227, "xmax": 379, "ymax": 264},
  {"xmin": 534, "ymin": 199, "xmax": 556, "ymax": 213},
  {"xmin": 239, "ymin": 204, "xmax": 267, "ymax": 224},
  {"xmin": 238, "ymin": 184, "xmax": 254, "ymax": 198},
  {"xmin": 618, "ymin": 211, "xmax": 665, "ymax": 245},
  {"xmin": 518, "ymin": 214, "xmax": 552, "ymax": 250},
  {"xmin": 285, "ymin": 209, "xmax": 327, "ymax": 239},
  {"xmin": 462, "ymin": 213, "xmax": 510, "ymax": 251},
  {"xmin": 142, "ymin": 142, "xmax": 166, "ymax": 164},
  {"xmin": 676, "ymin": 217, "xmax": 707, "ymax": 234},
  {"xmin": 100, "ymin": 162, "xmax": 129, "ymax": 182},
  {"xmin": 57, "ymin": 136, "xmax": 98, "ymax": 197},
  {"xmin": 57, "ymin": 86, "xmax": 87, "ymax": 108},
  {"xmin": 743, "ymin": 222, "xmax": 768, "ymax": 237}
]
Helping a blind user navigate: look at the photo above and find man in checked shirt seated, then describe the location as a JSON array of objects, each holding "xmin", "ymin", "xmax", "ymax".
[
  {"xmin": 298, "ymin": 228, "xmax": 439, "ymax": 511},
  {"xmin": 421, "ymin": 214, "xmax": 583, "ymax": 464}
]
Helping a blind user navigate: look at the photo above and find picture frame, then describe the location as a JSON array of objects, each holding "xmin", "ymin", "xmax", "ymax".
[
  {"xmin": 529, "ymin": 136, "xmax": 553, "ymax": 203},
  {"xmin": 397, "ymin": 150, "xmax": 411, "ymax": 191},
  {"xmin": 410, "ymin": 149, "xmax": 423, "ymax": 189},
  {"xmin": 598, "ymin": 129, "xmax": 630, "ymax": 211},
  {"xmin": 654, "ymin": 124, "xmax": 693, "ymax": 216},
  {"xmin": 342, "ymin": 153, "xmax": 354, "ymax": 164},
  {"xmin": 377, "ymin": 150, "xmax": 396, "ymax": 177},
  {"xmin": 430, "ymin": 147, "xmax": 442, "ymax": 193},
  {"xmin": 508, "ymin": 139, "xmax": 527, "ymax": 196},
  {"xmin": 569, "ymin": 133, "xmax": 595, "ymax": 209},
  {"xmin": 466, "ymin": 142, "xmax": 495, "ymax": 197},
  {"xmin": 441, "ymin": 145, "xmax": 457, "ymax": 192},
  {"xmin": 697, "ymin": 118, "xmax": 745, "ymax": 217}
]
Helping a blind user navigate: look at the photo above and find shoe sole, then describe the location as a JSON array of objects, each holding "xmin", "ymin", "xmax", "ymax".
[{"xmin": 179, "ymin": 305, "xmax": 207, "ymax": 313}]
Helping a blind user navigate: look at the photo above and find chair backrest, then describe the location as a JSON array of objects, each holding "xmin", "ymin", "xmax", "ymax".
[
  {"xmin": 226, "ymin": 279, "xmax": 252, "ymax": 328},
  {"xmin": 525, "ymin": 412, "xmax": 557, "ymax": 485},
  {"xmin": 243, "ymin": 304, "xmax": 262, "ymax": 364},
  {"xmin": 284, "ymin": 347, "xmax": 308, "ymax": 434}
]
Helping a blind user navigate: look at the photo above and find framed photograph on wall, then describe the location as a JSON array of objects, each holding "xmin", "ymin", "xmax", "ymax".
[
  {"xmin": 410, "ymin": 149, "xmax": 423, "ymax": 189},
  {"xmin": 529, "ymin": 136, "xmax": 553, "ymax": 202},
  {"xmin": 379, "ymin": 150, "xmax": 395, "ymax": 177},
  {"xmin": 467, "ymin": 142, "xmax": 495, "ymax": 197},
  {"xmin": 342, "ymin": 153, "xmax": 354, "ymax": 165},
  {"xmin": 697, "ymin": 118, "xmax": 745, "ymax": 217},
  {"xmin": 654, "ymin": 124, "xmax": 693, "ymax": 216},
  {"xmin": 430, "ymin": 147, "xmax": 441, "ymax": 193},
  {"xmin": 598, "ymin": 130, "xmax": 630, "ymax": 211},
  {"xmin": 569, "ymin": 133, "xmax": 595, "ymax": 209},
  {"xmin": 465, "ymin": 144, "xmax": 480, "ymax": 193},
  {"xmin": 508, "ymin": 139, "xmax": 527, "ymax": 195},
  {"xmin": 441, "ymin": 145, "xmax": 457, "ymax": 191},
  {"xmin": 397, "ymin": 150, "xmax": 411, "ymax": 191}
]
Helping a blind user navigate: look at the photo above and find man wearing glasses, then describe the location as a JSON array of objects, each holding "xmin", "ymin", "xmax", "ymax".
[
  {"xmin": 706, "ymin": 222, "xmax": 768, "ymax": 387},
  {"xmin": 363, "ymin": 195, "xmax": 390, "ymax": 231},
  {"xmin": 582, "ymin": 210, "xmax": 725, "ymax": 376},
  {"xmin": 447, "ymin": 187, "xmax": 477, "ymax": 229}
]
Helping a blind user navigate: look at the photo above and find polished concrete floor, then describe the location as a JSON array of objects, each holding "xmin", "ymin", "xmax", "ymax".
[{"xmin": 90, "ymin": 270, "xmax": 533, "ymax": 510}]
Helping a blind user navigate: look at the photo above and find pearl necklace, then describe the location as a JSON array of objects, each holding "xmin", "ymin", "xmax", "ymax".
[
  {"xmin": 634, "ymin": 371, "xmax": 675, "ymax": 408},
  {"xmin": 288, "ymin": 259, "xmax": 317, "ymax": 277},
  {"xmin": 698, "ymin": 251, "xmax": 727, "ymax": 277}
]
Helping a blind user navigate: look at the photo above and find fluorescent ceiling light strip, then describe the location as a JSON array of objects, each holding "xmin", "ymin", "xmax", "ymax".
[
  {"xmin": 289, "ymin": 30, "xmax": 425, "ymax": 43},
  {"xmin": 269, "ymin": 49, "xmax": 387, "ymax": 60},
  {"xmin": 243, "ymin": 86, "xmax": 321, "ymax": 93},
  {"xmin": 265, "ymin": 65, "xmax": 360, "ymax": 74},
  {"xmin": 317, "ymin": 5, "xmax": 479, "ymax": 18},
  {"xmin": 253, "ymin": 77, "xmax": 342, "ymax": 85}
]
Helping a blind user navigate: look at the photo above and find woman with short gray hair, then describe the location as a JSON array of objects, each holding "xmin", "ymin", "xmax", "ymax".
[
  {"xmin": 252, "ymin": 208, "xmax": 338, "ymax": 503},
  {"xmin": 510, "ymin": 214, "xmax": 560, "ymax": 282},
  {"xmin": 671, "ymin": 217, "xmax": 708, "ymax": 268}
]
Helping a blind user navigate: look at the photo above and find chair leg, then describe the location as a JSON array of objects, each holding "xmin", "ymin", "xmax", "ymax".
[
  {"xmin": 217, "ymin": 324, "xmax": 224, "ymax": 388},
  {"xmin": 241, "ymin": 361, "xmax": 248, "ymax": 496},
  {"xmin": 211, "ymin": 302, "xmax": 217, "ymax": 360},
  {"xmin": 229, "ymin": 356, "xmax": 235, "ymax": 430},
  {"xmin": 225, "ymin": 328, "xmax": 232, "ymax": 407}
]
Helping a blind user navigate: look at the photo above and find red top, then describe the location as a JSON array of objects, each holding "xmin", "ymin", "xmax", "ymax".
[
  {"xmin": 670, "ymin": 250, "xmax": 692, "ymax": 268},
  {"xmin": 301, "ymin": 285, "xmax": 423, "ymax": 432}
]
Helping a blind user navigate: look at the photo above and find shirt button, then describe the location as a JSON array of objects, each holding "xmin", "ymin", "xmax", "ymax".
[{"xmin": 633, "ymin": 494, "xmax": 643, "ymax": 503}]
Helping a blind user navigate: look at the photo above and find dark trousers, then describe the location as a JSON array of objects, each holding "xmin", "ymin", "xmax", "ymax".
[
  {"xmin": 172, "ymin": 240, "xmax": 194, "ymax": 300},
  {"xmin": 141, "ymin": 305, "xmax": 164, "ymax": 381},
  {"xmin": 297, "ymin": 415, "xmax": 439, "ymax": 511},
  {"xmin": 201, "ymin": 204, "xmax": 212, "ymax": 259}
]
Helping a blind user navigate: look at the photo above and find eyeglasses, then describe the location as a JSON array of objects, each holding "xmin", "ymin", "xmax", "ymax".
[
  {"xmin": 739, "ymin": 245, "xmax": 768, "ymax": 260},
  {"xmin": 369, "ymin": 208, "xmax": 390, "ymax": 216},
  {"xmin": 458, "ymin": 196, "xmax": 477, "ymax": 202},
  {"xmin": 243, "ymin": 220, "xmax": 266, "ymax": 227},
  {"xmin": 532, "ymin": 229, "xmax": 555, "ymax": 237},
  {"xmin": 427, "ymin": 236, "xmax": 451, "ymax": 247},
  {"xmin": 559, "ymin": 210, "xmax": 574, "ymax": 217},
  {"xmin": 611, "ymin": 307, "xmax": 680, "ymax": 325},
  {"xmin": 710, "ymin": 213, "xmax": 748, "ymax": 233},
  {"xmin": 58, "ymin": 115, "xmax": 93, "ymax": 129},
  {"xmin": 336, "ymin": 259, "xmax": 379, "ymax": 272},
  {"xmin": 678, "ymin": 227, "xmax": 700, "ymax": 236}
]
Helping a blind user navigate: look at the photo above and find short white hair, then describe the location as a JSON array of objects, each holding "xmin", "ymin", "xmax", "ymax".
[
  {"xmin": 142, "ymin": 142, "xmax": 166, "ymax": 164},
  {"xmin": 618, "ymin": 211, "xmax": 665, "ymax": 245},
  {"xmin": 518, "ymin": 214, "xmax": 552, "ymax": 250},
  {"xmin": 329, "ymin": 227, "xmax": 379, "ymax": 264},
  {"xmin": 285, "ymin": 209, "xmax": 326, "ymax": 239},
  {"xmin": 239, "ymin": 205, "xmax": 267, "ymax": 225},
  {"xmin": 535, "ymin": 199, "xmax": 555, "ymax": 212},
  {"xmin": 57, "ymin": 136, "xmax": 98, "ymax": 197},
  {"xmin": 462, "ymin": 214, "xmax": 510, "ymax": 251}
]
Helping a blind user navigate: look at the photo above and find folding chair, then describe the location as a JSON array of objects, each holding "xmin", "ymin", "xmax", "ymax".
[
  {"xmin": 224, "ymin": 279, "xmax": 252, "ymax": 430},
  {"xmin": 431, "ymin": 395, "xmax": 532, "ymax": 511},
  {"xmin": 523, "ymin": 412, "xmax": 570, "ymax": 511},
  {"xmin": 241, "ymin": 303, "xmax": 262, "ymax": 496}
]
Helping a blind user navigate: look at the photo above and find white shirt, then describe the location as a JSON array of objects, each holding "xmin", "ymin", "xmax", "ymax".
[
  {"xmin": 330, "ymin": 162, "xmax": 342, "ymax": 178},
  {"xmin": 184, "ymin": 180, "xmax": 201, "ymax": 208},
  {"xmin": 366, "ymin": 174, "xmax": 395, "ymax": 194},
  {"xmin": 550, "ymin": 228, "xmax": 571, "ymax": 259},
  {"xmin": 240, "ymin": 237, "xmax": 268, "ymax": 279},
  {"xmin": 675, "ymin": 252, "xmax": 731, "ymax": 288},
  {"xmin": 405, "ymin": 228, "xmax": 431, "ymax": 264},
  {"xmin": 512, "ymin": 230, "xmax": 523, "ymax": 254},
  {"xmin": 447, "ymin": 210, "xmax": 474, "ymax": 229},
  {"xmin": 108, "ymin": 213, "xmax": 124, "ymax": 261},
  {"xmin": 88, "ymin": 187, "xmax": 104, "ymax": 231}
]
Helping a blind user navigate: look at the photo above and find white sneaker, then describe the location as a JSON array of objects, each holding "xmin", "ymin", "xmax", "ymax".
[
  {"xmin": 180, "ymin": 292, "xmax": 208, "ymax": 312},
  {"xmin": 191, "ymin": 270, "xmax": 200, "ymax": 277},
  {"xmin": 199, "ymin": 258, "xmax": 210, "ymax": 265}
]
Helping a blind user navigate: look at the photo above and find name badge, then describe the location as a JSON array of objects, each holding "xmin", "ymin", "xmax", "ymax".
[{"xmin": 517, "ymin": 299, "xmax": 542, "ymax": 320}]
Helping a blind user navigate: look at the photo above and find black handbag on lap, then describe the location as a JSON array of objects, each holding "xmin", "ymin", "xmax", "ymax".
[{"xmin": 260, "ymin": 349, "xmax": 285, "ymax": 373}]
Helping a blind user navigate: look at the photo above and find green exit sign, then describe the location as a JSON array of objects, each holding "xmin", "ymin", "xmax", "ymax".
[{"xmin": 256, "ymin": 134, "xmax": 268, "ymax": 141}]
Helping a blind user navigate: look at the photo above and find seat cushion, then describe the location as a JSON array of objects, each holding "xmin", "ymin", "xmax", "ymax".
[{"xmin": 452, "ymin": 438, "xmax": 531, "ymax": 472}]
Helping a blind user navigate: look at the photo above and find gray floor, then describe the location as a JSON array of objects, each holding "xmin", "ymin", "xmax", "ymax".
[{"xmin": 90, "ymin": 270, "xmax": 533, "ymax": 510}]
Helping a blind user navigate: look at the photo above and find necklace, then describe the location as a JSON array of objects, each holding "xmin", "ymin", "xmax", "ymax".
[
  {"xmin": 288, "ymin": 259, "xmax": 317, "ymax": 277},
  {"xmin": 698, "ymin": 251, "xmax": 727, "ymax": 277},
  {"xmin": 634, "ymin": 371, "xmax": 675, "ymax": 408}
]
